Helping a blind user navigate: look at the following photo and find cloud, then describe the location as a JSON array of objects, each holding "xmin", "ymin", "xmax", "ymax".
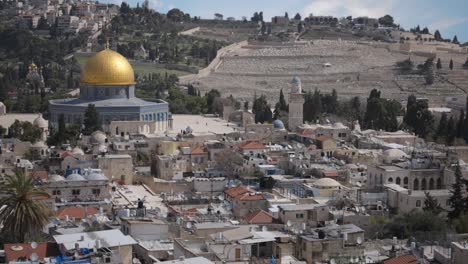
[
  {"xmin": 429, "ymin": 17, "xmax": 468, "ymax": 31},
  {"xmin": 303, "ymin": 0, "xmax": 398, "ymax": 18}
]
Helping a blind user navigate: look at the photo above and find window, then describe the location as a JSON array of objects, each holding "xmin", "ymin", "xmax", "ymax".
[
  {"xmin": 52, "ymin": 190, "xmax": 61, "ymax": 195},
  {"xmin": 296, "ymin": 213, "xmax": 304, "ymax": 219},
  {"xmin": 92, "ymin": 189, "xmax": 101, "ymax": 195},
  {"xmin": 416, "ymin": 200, "xmax": 421, "ymax": 207},
  {"xmin": 72, "ymin": 189, "xmax": 80, "ymax": 195}
]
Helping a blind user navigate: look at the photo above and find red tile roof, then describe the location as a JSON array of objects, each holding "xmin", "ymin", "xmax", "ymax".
[
  {"xmin": 191, "ymin": 145, "xmax": 207, "ymax": 155},
  {"xmin": 244, "ymin": 210, "xmax": 273, "ymax": 224},
  {"xmin": 31, "ymin": 170, "xmax": 48, "ymax": 180},
  {"xmin": 297, "ymin": 128, "xmax": 315, "ymax": 138},
  {"xmin": 56, "ymin": 206, "xmax": 99, "ymax": 220},
  {"xmin": 5, "ymin": 243, "xmax": 60, "ymax": 262},
  {"xmin": 323, "ymin": 170, "xmax": 339, "ymax": 177},
  {"xmin": 384, "ymin": 255, "xmax": 419, "ymax": 264},
  {"xmin": 238, "ymin": 141, "xmax": 267, "ymax": 150},
  {"xmin": 237, "ymin": 193, "xmax": 265, "ymax": 201},
  {"xmin": 60, "ymin": 151, "xmax": 74, "ymax": 159},
  {"xmin": 316, "ymin": 135, "xmax": 332, "ymax": 142},
  {"xmin": 224, "ymin": 186, "xmax": 253, "ymax": 199}
]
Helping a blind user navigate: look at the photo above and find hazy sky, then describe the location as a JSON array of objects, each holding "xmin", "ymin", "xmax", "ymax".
[{"xmin": 114, "ymin": 0, "xmax": 468, "ymax": 42}]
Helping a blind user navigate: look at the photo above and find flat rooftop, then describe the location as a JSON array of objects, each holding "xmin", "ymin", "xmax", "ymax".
[
  {"xmin": 278, "ymin": 204, "xmax": 324, "ymax": 211},
  {"xmin": 113, "ymin": 185, "xmax": 168, "ymax": 217},
  {"xmin": 170, "ymin": 114, "xmax": 238, "ymax": 135}
]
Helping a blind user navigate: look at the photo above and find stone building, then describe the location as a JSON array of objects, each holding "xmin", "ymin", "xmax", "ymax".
[
  {"xmin": 98, "ymin": 154, "xmax": 134, "ymax": 184},
  {"xmin": 43, "ymin": 169, "xmax": 111, "ymax": 208},
  {"xmin": 288, "ymin": 77, "xmax": 304, "ymax": 131},
  {"xmin": 296, "ymin": 224, "xmax": 364, "ymax": 263},
  {"xmin": 278, "ymin": 204, "xmax": 330, "ymax": 227},
  {"xmin": 367, "ymin": 157, "xmax": 445, "ymax": 191}
]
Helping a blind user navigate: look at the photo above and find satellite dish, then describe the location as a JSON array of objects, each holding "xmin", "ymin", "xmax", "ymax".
[
  {"xmin": 186, "ymin": 222, "xmax": 192, "ymax": 229},
  {"xmin": 262, "ymin": 226, "xmax": 267, "ymax": 232},
  {"xmin": 357, "ymin": 236, "xmax": 363, "ymax": 245},
  {"xmin": 104, "ymin": 198, "xmax": 110, "ymax": 203},
  {"xmin": 287, "ymin": 220, "xmax": 292, "ymax": 227},
  {"xmin": 31, "ymin": 241, "xmax": 38, "ymax": 249},
  {"xmin": 31, "ymin": 253, "xmax": 39, "ymax": 261},
  {"xmin": 330, "ymin": 259, "xmax": 336, "ymax": 264}
]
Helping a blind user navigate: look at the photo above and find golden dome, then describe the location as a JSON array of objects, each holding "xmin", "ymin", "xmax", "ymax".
[{"xmin": 80, "ymin": 49, "xmax": 135, "ymax": 85}]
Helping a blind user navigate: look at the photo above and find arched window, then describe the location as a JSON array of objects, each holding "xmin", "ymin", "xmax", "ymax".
[
  {"xmin": 404, "ymin": 177, "xmax": 408, "ymax": 185},
  {"xmin": 421, "ymin": 178, "xmax": 427, "ymax": 191},
  {"xmin": 396, "ymin": 177, "xmax": 401, "ymax": 185},
  {"xmin": 429, "ymin": 178, "xmax": 435, "ymax": 190},
  {"xmin": 388, "ymin": 177, "xmax": 393, "ymax": 183},
  {"xmin": 380, "ymin": 174, "xmax": 383, "ymax": 184},
  {"xmin": 416, "ymin": 200, "xmax": 421, "ymax": 207},
  {"xmin": 414, "ymin": 179, "xmax": 419, "ymax": 190}
]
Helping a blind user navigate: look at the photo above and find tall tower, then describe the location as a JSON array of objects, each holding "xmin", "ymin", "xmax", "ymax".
[{"xmin": 288, "ymin": 76, "xmax": 304, "ymax": 131}]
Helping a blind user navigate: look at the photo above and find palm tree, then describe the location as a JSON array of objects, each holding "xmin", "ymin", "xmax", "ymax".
[{"xmin": 0, "ymin": 170, "xmax": 51, "ymax": 243}]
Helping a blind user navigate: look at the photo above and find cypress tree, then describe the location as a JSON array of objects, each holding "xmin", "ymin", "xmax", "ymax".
[
  {"xmin": 450, "ymin": 59, "xmax": 454, "ymax": 70},
  {"xmin": 436, "ymin": 58, "xmax": 442, "ymax": 69},
  {"xmin": 448, "ymin": 162, "xmax": 465, "ymax": 220},
  {"xmin": 278, "ymin": 89, "xmax": 288, "ymax": 112},
  {"xmin": 436, "ymin": 113, "xmax": 448, "ymax": 141},
  {"xmin": 447, "ymin": 116, "xmax": 456, "ymax": 145},
  {"xmin": 434, "ymin": 30, "xmax": 442, "ymax": 41},
  {"xmin": 457, "ymin": 110, "xmax": 465, "ymax": 138},
  {"xmin": 83, "ymin": 104, "xmax": 102, "ymax": 135}
]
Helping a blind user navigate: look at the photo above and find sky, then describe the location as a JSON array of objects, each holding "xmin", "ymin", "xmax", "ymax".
[{"xmin": 114, "ymin": 0, "xmax": 468, "ymax": 42}]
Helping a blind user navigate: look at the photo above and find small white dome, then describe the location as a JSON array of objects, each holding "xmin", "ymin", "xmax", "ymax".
[
  {"xmin": 33, "ymin": 114, "xmax": 48, "ymax": 128},
  {"xmin": 66, "ymin": 173, "xmax": 86, "ymax": 181},
  {"xmin": 49, "ymin": 174, "xmax": 65, "ymax": 182},
  {"xmin": 314, "ymin": 178, "xmax": 341, "ymax": 188},
  {"xmin": 383, "ymin": 149, "xmax": 408, "ymax": 159},
  {"xmin": 72, "ymin": 147, "xmax": 84, "ymax": 156},
  {"xmin": 91, "ymin": 131, "xmax": 107, "ymax": 144}
]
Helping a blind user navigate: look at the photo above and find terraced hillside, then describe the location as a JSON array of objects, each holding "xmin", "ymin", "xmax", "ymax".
[{"xmin": 182, "ymin": 39, "xmax": 468, "ymax": 106}]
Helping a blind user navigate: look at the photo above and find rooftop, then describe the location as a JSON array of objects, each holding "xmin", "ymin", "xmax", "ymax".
[
  {"xmin": 244, "ymin": 210, "xmax": 273, "ymax": 224},
  {"xmin": 383, "ymin": 255, "xmax": 419, "ymax": 264},
  {"xmin": 56, "ymin": 206, "xmax": 99, "ymax": 220},
  {"xmin": 170, "ymin": 115, "xmax": 238, "ymax": 136},
  {"xmin": 278, "ymin": 204, "xmax": 325, "ymax": 211},
  {"xmin": 53, "ymin": 229, "xmax": 137, "ymax": 250},
  {"xmin": 4, "ymin": 243, "xmax": 60, "ymax": 262}
]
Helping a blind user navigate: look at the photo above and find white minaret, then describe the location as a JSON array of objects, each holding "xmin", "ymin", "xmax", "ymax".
[{"xmin": 288, "ymin": 76, "xmax": 304, "ymax": 131}]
